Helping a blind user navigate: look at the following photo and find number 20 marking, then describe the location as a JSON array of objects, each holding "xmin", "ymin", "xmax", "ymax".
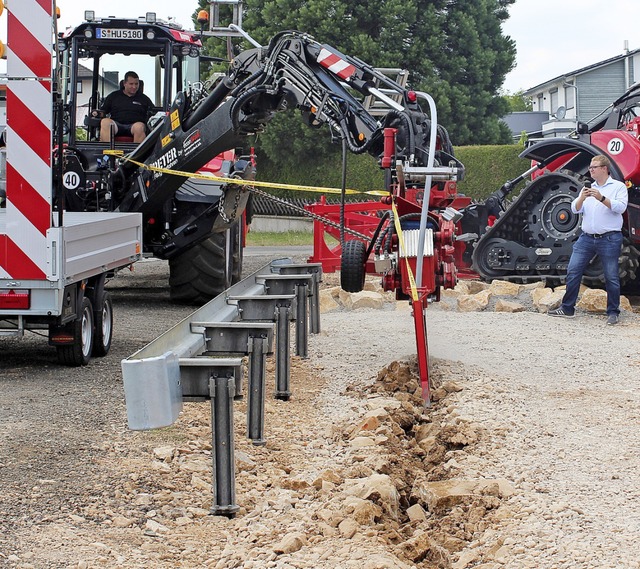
[{"xmin": 607, "ymin": 138, "xmax": 624, "ymax": 155}]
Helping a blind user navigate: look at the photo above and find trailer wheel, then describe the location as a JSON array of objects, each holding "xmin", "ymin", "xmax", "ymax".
[
  {"xmin": 92, "ymin": 291, "xmax": 113, "ymax": 357},
  {"xmin": 57, "ymin": 297, "xmax": 94, "ymax": 367},
  {"xmin": 169, "ymin": 225, "xmax": 243, "ymax": 304},
  {"xmin": 341, "ymin": 239, "xmax": 367, "ymax": 292}
]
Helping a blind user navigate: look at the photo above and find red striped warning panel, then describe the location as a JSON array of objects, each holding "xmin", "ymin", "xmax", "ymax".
[
  {"xmin": 317, "ymin": 47, "xmax": 356, "ymax": 80},
  {"xmin": 0, "ymin": 0, "xmax": 53, "ymax": 280}
]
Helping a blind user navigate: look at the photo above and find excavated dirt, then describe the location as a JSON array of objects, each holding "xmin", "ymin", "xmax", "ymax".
[{"xmin": 1, "ymin": 250, "xmax": 640, "ymax": 569}]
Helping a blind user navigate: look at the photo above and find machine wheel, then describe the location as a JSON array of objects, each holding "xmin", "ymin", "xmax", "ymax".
[
  {"xmin": 57, "ymin": 297, "xmax": 94, "ymax": 367},
  {"xmin": 169, "ymin": 225, "xmax": 243, "ymax": 305},
  {"xmin": 341, "ymin": 239, "xmax": 367, "ymax": 292},
  {"xmin": 92, "ymin": 291, "xmax": 113, "ymax": 357}
]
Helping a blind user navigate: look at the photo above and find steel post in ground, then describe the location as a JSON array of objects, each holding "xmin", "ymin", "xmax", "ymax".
[
  {"xmin": 274, "ymin": 303, "xmax": 291, "ymax": 400},
  {"xmin": 308, "ymin": 272, "xmax": 321, "ymax": 334},
  {"xmin": 247, "ymin": 334, "xmax": 267, "ymax": 445},
  {"xmin": 233, "ymin": 365, "xmax": 243, "ymax": 400},
  {"xmin": 276, "ymin": 264, "xmax": 322, "ymax": 334},
  {"xmin": 209, "ymin": 373, "xmax": 239, "ymax": 517},
  {"xmin": 295, "ymin": 283, "xmax": 308, "ymax": 358}
]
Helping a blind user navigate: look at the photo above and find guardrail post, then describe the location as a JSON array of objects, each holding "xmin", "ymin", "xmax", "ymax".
[
  {"xmin": 247, "ymin": 334, "xmax": 268, "ymax": 445},
  {"xmin": 275, "ymin": 303, "xmax": 291, "ymax": 400},
  {"xmin": 275, "ymin": 263, "xmax": 323, "ymax": 334},
  {"xmin": 210, "ymin": 372, "xmax": 239, "ymax": 517}
]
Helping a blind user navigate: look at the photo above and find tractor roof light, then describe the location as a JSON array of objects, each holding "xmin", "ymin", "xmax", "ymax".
[
  {"xmin": 197, "ymin": 10, "xmax": 209, "ymax": 25},
  {"xmin": 84, "ymin": 10, "xmax": 95, "ymax": 22},
  {"xmin": 146, "ymin": 12, "xmax": 157, "ymax": 24},
  {"xmin": 407, "ymin": 90, "xmax": 417, "ymax": 103},
  {"xmin": 146, "ymin": 30, "xmax": 156, "ymax": 40},
  {"xmin": 84, "ymin": 29, "xmax": 93, "ymax": 38}
]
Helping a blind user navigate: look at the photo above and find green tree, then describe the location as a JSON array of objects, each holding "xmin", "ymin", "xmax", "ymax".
[
  {"xmin": 194, "ymin": 0, "xmax": 517, "ymax": 165},
  {"xmin": 502, "ymin": 90, "xmax": 534, "ymax": 112}
]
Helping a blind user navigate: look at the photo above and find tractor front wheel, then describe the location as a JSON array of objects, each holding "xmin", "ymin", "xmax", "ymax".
[{"xmin": 169, "ymin": 226, "xmax": 243, "ymax": 305}]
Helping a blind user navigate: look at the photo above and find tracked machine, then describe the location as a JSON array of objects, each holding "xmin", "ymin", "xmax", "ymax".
[{"xmin": 469, "ymin": 85, "xmax": 640, "ymax": 288}]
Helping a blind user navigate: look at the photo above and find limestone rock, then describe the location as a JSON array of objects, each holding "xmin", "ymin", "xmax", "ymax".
[
  {"xmin": 338, "ymin": 289, "xmax": 353, "ymax": 309},
  {"xmin": 577, "ymin": 288, "xmax": 632, "ymax": 313},
  {"xmin": 457, "ymin": 290, "xmax": 492, "ymax": 312},
  {"xmin": 319, "ymin": 290, "xmax": 340, "ymax": 313},
  {"xmin": 351, "ymin": 291, "xmax": 384, "ymax": 310},
  {"xmin": 413, "ymin": 479, "xmax": 513, "ymax": 514},
  {"xmin": 406, "ymin": 503, "xmax": 428, "ymax": 522},
  {"xmin": 531, "ymin": 287, "xmax": 553, "ymax": 306},
  {"xmin": 312, "ymin": 470, "xmax": 343, "ymax": 489},
  {"xmin": 536, "ymin": 290, "xmax": 564, "ymax": 312},
  {"xmin": 338, "ymin": 518, "xmax": 359, "ymax": 538},
  {"xmin": 489, "ymin": 280, "xmax": 522, "ymax": 296},
  {"xmin": 342, "ymin": 473, "xmax": 400, "ymax": 519},
  {"xmin": 153, "ymin": 446, "xmax": 175, "ymax": 462},
  {"xmin": 494, "ymin": 299, "xmax": 524, "ymax": 313},
  {"xmin": 466, "ymin": 281, "xmax": 490, "ymax": 294},
  {"xmin": 273, "ymin": 532, "xmax": 306, "ymax": 554}
]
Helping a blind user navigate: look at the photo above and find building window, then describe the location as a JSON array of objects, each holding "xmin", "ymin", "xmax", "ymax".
[
  {"xmin": 76, "ymin": 80, "xmax": 83, "ymax": 94},
  {"xmin": 537, "ymin": 94, "xmax": 544, "ymax": 111},
  {"xmin": 564, "ymin": 84, "xmax": 575, "ymax": 109},
  {"xmin": 550, "ymin": 89, "xmax": 558, "ymax": 114}
]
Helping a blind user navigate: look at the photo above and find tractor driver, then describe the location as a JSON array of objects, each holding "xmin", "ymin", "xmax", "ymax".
[{"xmin": 97, "ymin": 71, "xmax": 153, "ymax": 143}]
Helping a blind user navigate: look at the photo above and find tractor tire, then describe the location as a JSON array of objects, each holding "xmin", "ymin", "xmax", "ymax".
[
  {"xmin": 56, "ymin": 297, "xmax": 94, "ymax": 367},
  {"xmin": 92, "ymin": 291, "xmax": 113, "ymax": 357},
  {"xmin": 169, "ymin": 225, "xmax": 243, "ymax": 305},
  {"xmin": 341, "ymin": 239, "xmax": 367, "ymax": 293}
]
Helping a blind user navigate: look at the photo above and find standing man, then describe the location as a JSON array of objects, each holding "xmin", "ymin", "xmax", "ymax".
[
  {"xmin": 548, "ymin": 154, "xmax": 628, "ymax": 324},
  {"xmin": 98, "ymin": 71, "xmax": 153, "ymax": 143}
]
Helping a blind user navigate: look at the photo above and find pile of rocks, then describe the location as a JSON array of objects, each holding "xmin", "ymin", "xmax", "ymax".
[{"xmin": 441, "ymin": 279, "xmax": 635, "ymax": 315}]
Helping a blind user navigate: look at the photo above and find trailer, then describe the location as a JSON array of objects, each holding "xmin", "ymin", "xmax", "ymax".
[{"xmin": 0, "ymin": 0, "xmax": 142, "ymax": 365}]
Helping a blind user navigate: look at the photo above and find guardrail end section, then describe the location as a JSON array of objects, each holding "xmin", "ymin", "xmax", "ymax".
[{"xmin": 122, "ymin": 351, "xmax": 183, "ymax": 430}]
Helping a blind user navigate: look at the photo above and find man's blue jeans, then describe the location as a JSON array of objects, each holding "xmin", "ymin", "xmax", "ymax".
[{"xmin": 560, "ymin": 231, "xmax": 623, "ymax": 316}]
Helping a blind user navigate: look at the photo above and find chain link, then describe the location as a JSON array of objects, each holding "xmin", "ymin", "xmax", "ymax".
[
  {"xmin": 247, "ymin": 185, "xmax": 372, "ymax": 241},
  {"xmin": 218, "ymin": 182, "xmax": 244, "ymax": 224}
]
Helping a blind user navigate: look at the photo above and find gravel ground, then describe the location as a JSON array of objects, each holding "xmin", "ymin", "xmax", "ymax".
[{"xmin": 1, "ymin": 248, "xmax": 640, "ymax": 568}]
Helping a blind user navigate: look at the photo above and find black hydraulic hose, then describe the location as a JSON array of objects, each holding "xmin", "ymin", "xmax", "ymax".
[
  {"xmin": 384, "ymin": 110, "xmax": 415, "ymax": 158},
  {"xmin": 340, "ymin": 135, "xmax": 348, "ymax": 246},
  {"xmin": 229, "ymin": 85, "xmax": 271, "ymax": 131},
  {"xmin": 367, "ymin": 210, "xmax": 392, "ymax": 259},
  {"xmin": 183, "ymin": 77, "xmax": 235, "ymax": 131}
]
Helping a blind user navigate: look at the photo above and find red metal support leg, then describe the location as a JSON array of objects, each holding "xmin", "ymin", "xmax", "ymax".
[{"xmin": 412, "ymin": 295, "xmax": 430, "ymax": 404}]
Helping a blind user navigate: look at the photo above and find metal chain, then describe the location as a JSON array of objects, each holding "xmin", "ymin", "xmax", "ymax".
[
  {"xmin": 218, "ymin": 182, "xmax": 244, "ymax": 223},
  {"xmin": 247, "ymin": 185, "xmax": 372, "ymax": 240}
]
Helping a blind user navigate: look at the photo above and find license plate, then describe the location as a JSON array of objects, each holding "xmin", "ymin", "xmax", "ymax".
[{"xmin": 97, "ymin": 28, "xmax": 143, "ymax": 40}]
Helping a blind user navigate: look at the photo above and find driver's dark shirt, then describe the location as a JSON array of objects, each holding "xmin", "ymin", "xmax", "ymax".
[{"xmin": 102, "ymin": 89, "xmax": 153, "ymax": 125}]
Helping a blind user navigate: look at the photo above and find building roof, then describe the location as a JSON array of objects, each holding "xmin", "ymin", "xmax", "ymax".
[{"xmin": 523, "ymin": 48, "xmax": 640, "ymax": 95}]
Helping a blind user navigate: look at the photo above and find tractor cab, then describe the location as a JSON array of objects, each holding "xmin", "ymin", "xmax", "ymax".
[{"xmin": 58, "ymin": 11, "xmax": 202, "ymax": 150}]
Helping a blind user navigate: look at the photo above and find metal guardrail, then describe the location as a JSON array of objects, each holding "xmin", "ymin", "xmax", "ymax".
[{"xmin": 121, "ymin": 258, "xmax": 322, "ymax": 517}]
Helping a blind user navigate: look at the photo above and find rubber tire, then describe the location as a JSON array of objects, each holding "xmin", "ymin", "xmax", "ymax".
[
  {"xmin": 341, "ymin": 239, "xmax": 367, "ymax": 293},
  {"xmin": 92, "ymin": 291, "xmax": 113, "ymax": 357},
  {"xmin": 169, "ymin": 225, "xmax": 243, "ymax": 305},
  {"xmin": 57, "ymin": 297, "xmax": 94, "ymax": 367}
]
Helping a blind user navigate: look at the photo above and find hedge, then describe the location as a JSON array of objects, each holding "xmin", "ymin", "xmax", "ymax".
[{"xmin": 256, "ymin": 144, "xmax": 533, "ymax": 203}]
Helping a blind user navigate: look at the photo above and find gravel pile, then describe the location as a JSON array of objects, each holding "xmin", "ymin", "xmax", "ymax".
[{"xmin": 1, "ymin": 253, "xmax": 639, "ymax": 568}]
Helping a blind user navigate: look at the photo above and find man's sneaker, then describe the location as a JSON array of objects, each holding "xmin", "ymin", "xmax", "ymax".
[
  {"xmin": 548, "ymin": 307, "xmax": 575, "ymax": 318},
  {"xmin": 607, "ymin": 314, "xmax": 619, "ymax": 325}
]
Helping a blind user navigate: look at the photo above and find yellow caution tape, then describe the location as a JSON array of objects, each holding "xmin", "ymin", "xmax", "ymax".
[
  {"xmin": 391, "ymin": 199, "xmax": 419, "ymax": 302},
  {"xmin": 102, "ymin": 150, "xmax": 388, "ymax": 197}
]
